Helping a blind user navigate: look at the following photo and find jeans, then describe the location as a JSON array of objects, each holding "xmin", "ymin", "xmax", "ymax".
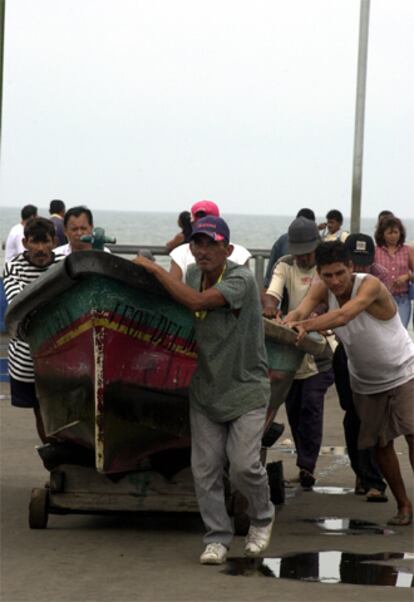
[
  {"xmin": 285, "ymin": 369, "xmax": 334, "ymax": 474},
  {"xmin": 393, "ymin": 293, "xmax": 412, "ymax": 329}
]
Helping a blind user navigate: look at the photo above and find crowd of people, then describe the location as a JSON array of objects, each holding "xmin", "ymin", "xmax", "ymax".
[{"xmin": 2, "ymin": 199, "xmax": 414, "ymax": 565}]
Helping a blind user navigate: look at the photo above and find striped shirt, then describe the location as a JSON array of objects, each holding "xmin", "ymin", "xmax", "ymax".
[
  {"xmin": 374, "ymin": 244, "xmax": 411, "ymax": 295},
  {"xmin": 3, "ymin": 252, "xmax": 64, "ymax": 382}
]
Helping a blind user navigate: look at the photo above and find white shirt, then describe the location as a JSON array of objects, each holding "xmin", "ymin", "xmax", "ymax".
[
  {"xmin": 170, "ymin": 242, "xmax": 251, "ymax": 281},
  {"xmin": 266, "ymin": 256, "xmax": 318, "ymax": 379},
  {"xmin": 323, "ymin": 229, "xmax": 349, "ymax": 242},
  {"xmin": 329, "ymin": 273, "xmax": 414, "ymax": 394},
  {"xmin": 54, "ymin": 243, "xmax": 112, "ymax": 255},
  {"xmin": 5, "ymin": 223, "xmax": 24, "ymax": 262}
]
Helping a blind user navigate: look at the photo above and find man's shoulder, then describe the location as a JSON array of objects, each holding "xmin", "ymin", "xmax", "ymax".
[
  {"xmin": 353, "ymin": 273, "xmax": 382, "ymax": 297},
  {"xmin": 275, "ymin": 254, "xmax": 294, "ymax": 267},
  {"xmin": 54, "ymin": 243, "xmax": 70, "ymax": 255},
  {"xmin": 270, "ymin": 232, "xmax": 288, "ymax": 249},
  {"xmin": 170, "ymin": 243, "xmax": 190, "ymax": 262},
  {"xmin": 7, "ymin": 223, "xmax": 23, "ymax": 236},
  {"xmin": 224, "ymin": 261, "xmax": 255, "ymax": 286},
  {"xmin": 277, "ymin": 232, "xmax": 289, "ymax": 245},
  {"xmin": 5, "ymin": 253, "xmax": 28, "ymax": 270},
  {"xmin": 229, "ymin": 242, "xmax": 251, "ymax": 263},
  {"xmin": 226, "ymin": 260, "xmax": 251, "ymax": 273},
  {"xmin": 271, "ymin": 256, "xmax": 294, "ymax": 281}
]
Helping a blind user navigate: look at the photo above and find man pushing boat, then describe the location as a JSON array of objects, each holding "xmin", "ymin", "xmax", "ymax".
[
  {"xmin": 3, "ymin": 217, "xmax": 64, "ymax": 442},
  {"xmin": 134, "ymin": 216, "xmax": 274, "ymax": 564},
  {"xmin": 284, "ymin": 240, "xmax": 414, "ymax": 526}
]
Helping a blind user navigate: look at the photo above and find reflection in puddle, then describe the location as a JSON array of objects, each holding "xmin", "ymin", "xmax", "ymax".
[
  {"xmin": 304, "ymin": 517, "xmax": 395, "ymax": 536},
  {"xmin": 313, "ymin": 486, "xmax": 353, "ymax": 495},
  {"xmin": 223, "ymin": 552, "xmax": 414, "ymax": 587}
]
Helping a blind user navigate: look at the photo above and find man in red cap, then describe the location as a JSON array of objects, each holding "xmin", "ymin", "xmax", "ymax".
[{"xmin": 169, "ymin": 200, "xmax": 251, "ymax": 281}]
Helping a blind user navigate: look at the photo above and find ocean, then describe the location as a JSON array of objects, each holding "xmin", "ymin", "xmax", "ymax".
[{"xmin": 1, "ymin": 206, "xmax": 414, "ymax": 268}]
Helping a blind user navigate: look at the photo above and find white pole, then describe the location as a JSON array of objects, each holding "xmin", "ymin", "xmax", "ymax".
[
  {"xmin": 350, "ymin": 0, "xmax": 370, "ymax": 233},
  {"xmin": 0, "ymin": 0, "xmax": 5, "ymax": 145}
]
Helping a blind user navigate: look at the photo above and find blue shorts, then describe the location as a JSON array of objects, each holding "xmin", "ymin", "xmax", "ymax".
[{"xmin": 10, "ymin": 376, "xmax": 39, "ymax": 408}]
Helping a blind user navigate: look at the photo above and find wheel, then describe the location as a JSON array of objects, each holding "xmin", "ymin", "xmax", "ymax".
[
  {"xmin": 231, "ymin": 490, "xmax": 250, "ymax": 536},
  {"xmin": 29, "ymin": 487, "xmax": 49, "ymax": 529}
]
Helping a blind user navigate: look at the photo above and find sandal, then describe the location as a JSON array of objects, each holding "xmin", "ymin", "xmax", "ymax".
[
  {"xmin": 387, "ymin": 512, "xmax": 413, "ymax": 526},
  {"xmin": 366, "ymin": 488, "xmax": 388, "ymax": 503}
]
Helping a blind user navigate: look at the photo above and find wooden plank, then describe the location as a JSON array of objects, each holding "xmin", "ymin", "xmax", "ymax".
[
  {"xmin": 48, "ymin": 465, "xmax": 199, "ymax": 513},
  {"xmin": 49, "ymin": 492, "xmax": 199, "ymax": 513}
]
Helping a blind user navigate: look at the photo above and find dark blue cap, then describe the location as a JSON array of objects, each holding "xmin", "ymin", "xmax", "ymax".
[{"xmin": 191, "ymin": 216, "xmax": 230, "ymax": 244}]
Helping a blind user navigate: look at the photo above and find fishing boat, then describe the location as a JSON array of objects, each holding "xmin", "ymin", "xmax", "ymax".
[{"xmin": 5, "ymin": 251, "xmax": 325, "ymax": 476}]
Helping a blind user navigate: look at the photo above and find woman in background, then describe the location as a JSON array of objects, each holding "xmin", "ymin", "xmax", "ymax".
[{"xmin": 374, "ymin": 215, "xmax": 414, "ymax": 328}]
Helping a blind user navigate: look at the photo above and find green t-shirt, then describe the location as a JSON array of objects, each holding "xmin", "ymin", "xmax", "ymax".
[{"xmin": 186, "ymin": 260, "xmax": 270, "ymax": 422}]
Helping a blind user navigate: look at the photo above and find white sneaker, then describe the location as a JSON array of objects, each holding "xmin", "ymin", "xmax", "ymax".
[
  {"xmin": 244, "ymin": 513, "xmax": 275, "ymax": 557},
  {"xmin": 200, "ymin": 543, "xmax": 228, "ymax": 565}
]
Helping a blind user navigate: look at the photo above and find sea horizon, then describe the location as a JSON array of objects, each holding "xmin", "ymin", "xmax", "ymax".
[
  {"xmin": 2, "ymin": 206, "xmax": 414, "ymax": 267},
  {"xmin": 3, "ymin": 205, "xmax": 413, "ymax": 221}
]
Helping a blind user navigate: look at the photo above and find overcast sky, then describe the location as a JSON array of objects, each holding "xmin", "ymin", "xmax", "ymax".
[{"xmin": 0, "ymin": 0, "xmax": 413, "ymax": 217}]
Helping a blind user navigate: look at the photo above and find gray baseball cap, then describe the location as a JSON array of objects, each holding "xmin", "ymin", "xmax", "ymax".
[{"xmin": 288, "ymin": 217, "xmax": 321, "ymax": 255}]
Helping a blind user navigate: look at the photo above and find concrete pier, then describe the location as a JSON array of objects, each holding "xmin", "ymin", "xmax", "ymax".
[{"xmin": 1, "ymin": 381, "xmax": 413, "ymax": 601}]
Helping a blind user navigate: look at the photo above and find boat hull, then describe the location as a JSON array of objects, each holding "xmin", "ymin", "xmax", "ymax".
[{"xmin": 5, "ymin": 252, "xmax": 325, "ymax": 474}]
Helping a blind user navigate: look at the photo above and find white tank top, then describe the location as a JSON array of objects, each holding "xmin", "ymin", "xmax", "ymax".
[{"xmin": 329, "ymin": 273, "xmax": 414, "ymax": 394}]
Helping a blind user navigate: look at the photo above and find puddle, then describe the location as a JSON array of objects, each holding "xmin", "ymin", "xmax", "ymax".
[
  {"xmin": 223, "ymin": 552, "xmax": 414, "ymax": 587},
  {"xmin": 304, "ymin": 517, "xmax": 395, "ymax": 536},
  {"xmin": 273, "ymin": 446, "xmax": 296, "ymax": 455},
  {"xmin": 273, "ymin": 445, "xmax": 349, "ymax": 457},
  {"xmin": 319, "ymin": 446, "xmax": 347, "ymax": 455},
  {"xmin": 284, "ymin": 485, "xmax": 354, "ymax": 497},
  {"xmin": 313, "ymin": 486, "xmax": 353, "ymax": 495}
]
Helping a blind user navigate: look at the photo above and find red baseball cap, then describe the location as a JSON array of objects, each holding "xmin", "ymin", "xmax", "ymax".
[{"xmin": 191, "ymin": 200, "xmax": 220, "ymax": 219}]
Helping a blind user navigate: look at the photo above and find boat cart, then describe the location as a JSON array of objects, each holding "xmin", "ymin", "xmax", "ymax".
[{"xmin": 28, "ymin": 321, "xmax": 325, "ymax": 531}]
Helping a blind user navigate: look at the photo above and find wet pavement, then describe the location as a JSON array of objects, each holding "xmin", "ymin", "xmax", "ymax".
[
  {"xmin": 224, "ymin": 552, "xmax": 414, "ymax": 587},
  {"xmin": 1, "ymin": 381, "xmax": 413, "ymax": 601},
  {"xmin": 303, "ymin": 517, "xmax": 395, "ymax": 536}
]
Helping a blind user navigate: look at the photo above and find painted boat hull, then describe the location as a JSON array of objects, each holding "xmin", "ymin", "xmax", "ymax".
[{"xmin": 5, "ymin": 252, "xmax": 325, "ymax": 474}]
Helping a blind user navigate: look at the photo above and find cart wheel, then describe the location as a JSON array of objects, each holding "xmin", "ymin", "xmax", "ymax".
[
  {"xmin": 232, "ymin": 491, "xmax": 250, "ymax": 536},
  {"xmin": 29, "ymin": 487, "xmax": 49, "ymax": 529}
]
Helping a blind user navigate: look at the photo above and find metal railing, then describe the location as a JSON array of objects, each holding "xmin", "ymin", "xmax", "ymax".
[{"xmin": 107, "ymin": 244, "xmax": 271, "ymax": 289}]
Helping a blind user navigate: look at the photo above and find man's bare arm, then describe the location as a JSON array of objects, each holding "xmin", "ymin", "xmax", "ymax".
[
  {"xmin": 134, "ymin": 256, "xmax": 226, "ymax": 311},
  {"xmin": 282, "ymin": 281, "xmax": 328, "ymax": 324},
  {"xmin": 286, "ymin": 276, "xmax": 382, "ymax": 340},
  {"xmin": 169, "ymin": 260, "xmax": 183, "ymax": 281}
]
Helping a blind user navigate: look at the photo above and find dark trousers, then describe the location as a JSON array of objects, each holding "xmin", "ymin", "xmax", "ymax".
[
  {"xmin": 285, "ymin": 369, "xmax": 334, "ymax": 474},
  {"xmin": 332, "ymin": 343, "xmax": 386, "ymax": 493}
]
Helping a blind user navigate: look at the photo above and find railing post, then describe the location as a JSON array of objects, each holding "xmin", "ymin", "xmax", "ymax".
[{"xmin": 254, "ymin": 256, "xmax": 264, "ymax": 290}]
